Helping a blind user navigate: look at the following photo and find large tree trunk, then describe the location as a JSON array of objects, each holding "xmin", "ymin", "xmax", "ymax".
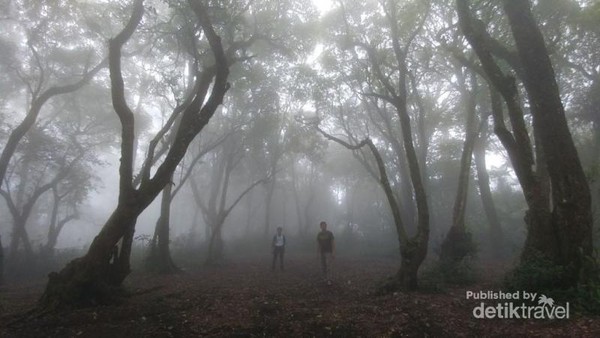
[
  {"xmin": 503, "ymin": 1, "xmax": 592, "ymax": 279},
  {"xmin": 457, "ymin": 0, "xmax": 593, "ymax": 288},
  {"xmin": 41, "ymin": 203, "xmax": 141, "ymax": 307},
  {"xmin": 397, "ymin": 239, "xmax": 428, "ymax": 290},
  {"xmin": 40, "ymin": 0, "xmax": 231, "ymax": 308}
]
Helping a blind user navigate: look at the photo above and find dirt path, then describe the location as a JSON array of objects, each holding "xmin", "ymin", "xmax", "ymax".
[{"xmin": 0, "ymin": 256, "xmax": 598, "ymax": 337}]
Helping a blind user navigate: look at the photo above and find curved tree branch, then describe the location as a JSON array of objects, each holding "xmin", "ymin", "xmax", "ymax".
[
  {"xmin": 315, "ymin": 125, "xmax": 408, "ymax": 244},
  {"xmin": 108, "ymin": 0, "xmax": 145, "ymax": 199}
]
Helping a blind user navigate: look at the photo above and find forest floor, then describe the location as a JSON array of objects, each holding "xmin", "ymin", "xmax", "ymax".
[{"xmin": 0, "ymin": 255, "xmax": 599, "ymax": 337}]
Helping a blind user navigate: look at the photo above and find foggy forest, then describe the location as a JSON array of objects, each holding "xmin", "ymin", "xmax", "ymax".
[{"xmin": 0, "ymin": 0, "xmax": 599, "ymax": 336}]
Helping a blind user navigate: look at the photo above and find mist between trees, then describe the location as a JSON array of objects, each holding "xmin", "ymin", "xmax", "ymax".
[{"xmin": 0, "ymin": 0, "xmax": 598, "ymax": 311}]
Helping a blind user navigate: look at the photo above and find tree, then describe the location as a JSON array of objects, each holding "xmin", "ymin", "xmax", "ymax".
[
  {"xmin": 191, "ymin": 132, "xmax": 267, "ymax": 265},
  {"xmin": 316, "ymin": 124, "xmax": 424, "ymax": 290},
  {"xmin": 456, "ymin": 0, "xmax": 593, "ymax": 288},
  {"xmin": 0, "ymin": 127, "xmax": 85, "ymax": 264},
  {"xmin": 38, "ymin": 83, "xmax": 116, "ymax": 258},
  {"xmin": 473, "ymin": 114, "xmax": 504, "ymax": 257},
  {"xmin": 41, "ymin": 0, "xmax": 232, "ymax": 308},
  {"xmin": 0, "ymin": 0, "xmax": 120, "ymax": 280},
  {"xmin": 434, "ymin": 1, "xmax": 507, "ymax": 258},
  {"xmin": 317, "ymin": 0, "xmax": 432, "ymax": 290},
  {"xmin": 43, "ymin": 185, "xmax": 80, "ymax": 257},
  {"xmin": 146, "ymin": 132, "xmax": 228, "ymax": 273},
  {"xmin": 0, "ymin": 0, "xmax": 106, "ymax": 186},
  {"xmin": 440, "ymin": 68, "xmax": 479, "ymax": 264}
]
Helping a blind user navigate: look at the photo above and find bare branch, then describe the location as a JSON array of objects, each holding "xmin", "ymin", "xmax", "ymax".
[
  {"xmin": 316, "ymin": 124, "xmax": 408, "ymax": 244},
  {"xmin": 171, "ymin": 131, "xmax": 234, "ymax": 198}
]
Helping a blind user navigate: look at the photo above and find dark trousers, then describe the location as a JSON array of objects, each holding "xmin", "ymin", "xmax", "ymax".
[
  {"xmin": 272, "ymin": 246, "xmax": 284, "ymax": 270},
  {"xmin": 320, "ymin": 251, "xmax": 332, "ymax": 278}
]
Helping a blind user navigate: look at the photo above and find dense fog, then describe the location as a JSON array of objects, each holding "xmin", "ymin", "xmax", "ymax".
[{"xmin": 0, "ymin": 1, "xmax": 598, "ymax": 333}]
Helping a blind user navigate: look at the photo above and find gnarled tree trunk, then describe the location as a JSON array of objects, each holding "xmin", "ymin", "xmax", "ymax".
[
  {"xmin": 40, "ymin": 0, "xmax": 231, "ymax": 308},
  {"xmin": 457, "ymin": 0, "xmax": 593, "ymax": 288}
]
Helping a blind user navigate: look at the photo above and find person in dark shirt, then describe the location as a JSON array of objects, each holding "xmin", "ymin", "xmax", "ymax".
[
  {"xmin": 271, "ymin": 226, "xmax": 286, "ymax": 271},
  {"xmin": 316, "ymin": 221, "xmax": 335, "ymax": 282}
]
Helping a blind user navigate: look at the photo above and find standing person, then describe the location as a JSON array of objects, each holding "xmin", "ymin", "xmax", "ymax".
[
  {"xmin": 316, "ymin": 221, "xmax": 335, "ymax": 283},
  {"xmin": 271, "ymin": 227, "xmax": 286, "ymax": 271}
]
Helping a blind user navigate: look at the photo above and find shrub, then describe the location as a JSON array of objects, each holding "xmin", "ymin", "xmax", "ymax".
[{"xmin": 505, "ymin": 250, "xmax": 600, "ymax": 314}]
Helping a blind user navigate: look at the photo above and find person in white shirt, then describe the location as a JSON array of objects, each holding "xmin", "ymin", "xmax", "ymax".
[{"xmin": 271, "ymin": 227, "xmax": 286, "ymax": 271}]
